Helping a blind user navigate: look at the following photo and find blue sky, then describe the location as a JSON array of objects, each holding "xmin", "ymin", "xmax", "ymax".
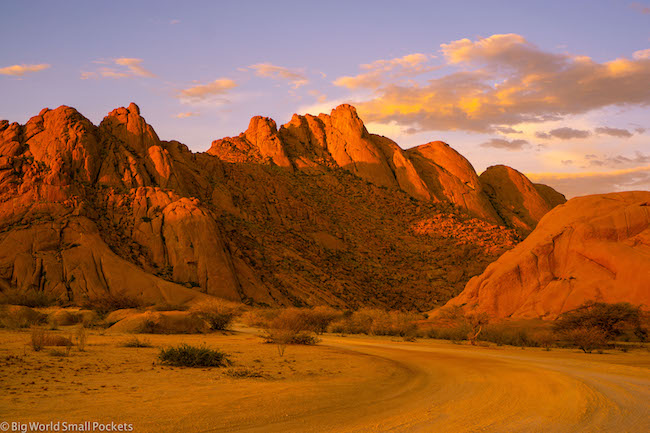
[{"xmin": 1, "ymin": 0, "xmax": 649, "ymax": 197}]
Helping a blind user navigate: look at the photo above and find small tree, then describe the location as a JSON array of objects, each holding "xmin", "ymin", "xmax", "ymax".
[
  {"xmin": 440, "ymin": 306, "xmax": 489, "ymax": 345},
  {"xmin": 553, "ymin": 301, "xmax": 646, "ymax": 348}
]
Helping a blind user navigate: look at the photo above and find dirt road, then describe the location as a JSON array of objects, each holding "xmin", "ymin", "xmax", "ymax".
[
  {"xmin": 2, "ymin": 331, "xmax": 649, "ymax": 432},
  {"xmin": 213, "ymin": 336, "xmax": 650, "ymax": 433}
]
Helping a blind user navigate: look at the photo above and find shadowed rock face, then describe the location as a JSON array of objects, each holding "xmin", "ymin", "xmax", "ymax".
[
  {"xmin": 0, "ymin": 103, "xmax": 558, "ymax": 310},
  {"xmin": 442, "ymin": 191, "xmax": 650, "ymax": 319},
  {"xmin": 479, "ymin": 165, "xmax": 566, "ymax": 236}
]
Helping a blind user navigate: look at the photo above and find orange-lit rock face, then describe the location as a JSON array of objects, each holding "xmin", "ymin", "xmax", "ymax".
[
  {"xmin": 210, "ymin": 104, "xmax": 564, "ymax": 226},
  {"xmin": 0, "ymin": 102, "xmax": 562, "ymax": 309},
  {"xmin": 443, "ymin": 191, "xmax": 650, "ymax": 319}
]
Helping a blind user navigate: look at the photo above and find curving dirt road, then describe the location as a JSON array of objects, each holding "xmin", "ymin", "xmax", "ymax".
[
  {"xmin": 215, "ymin": 336, "xmax": 650, "ymax": 433},
  {"xmin": 3, "ymin": 331, "xmax": 649, "ymax": 432}
]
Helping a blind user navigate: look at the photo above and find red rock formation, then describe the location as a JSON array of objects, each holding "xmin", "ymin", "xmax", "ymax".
[
  {"xmin": 479, "ymin": 165, "xmax": 565, "ymax": 235},
  {"xmin": 0, "ymin": 102, "xmax": 562, "ymax": 310},
  {"xmin": 441, "ymin": 191, "xmax": 650, "ymax": 319}
]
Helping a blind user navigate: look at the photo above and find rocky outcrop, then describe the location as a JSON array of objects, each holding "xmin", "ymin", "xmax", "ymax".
[
  {"xmin": 479, "ymin": 165, "xmax": 566, "ymax": 235},
  {"xmin": 441, "ymin": 191, "xmax": 650, "ymax": 319},
  {"xmin": 211, "ymin": 105, "xmax": 562, "ymax": 227},
  {"xmin": 407, "ymin": 142, "xmax": 501, "ymax": 224},
  {"xmin": 0, "ymin": 102, "xmax": 562, "ymax": 310}
]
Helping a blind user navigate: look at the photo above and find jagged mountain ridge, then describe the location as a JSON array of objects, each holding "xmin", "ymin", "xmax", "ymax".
[{"xmin": 0, "ymin": 103, "xmax": 564, "ymax": 310}]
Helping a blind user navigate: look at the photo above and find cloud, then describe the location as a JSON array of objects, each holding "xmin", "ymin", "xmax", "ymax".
[
  {"xmin": 170, "ymin": 19, "xmax": 181, "ymax": 25},
  {"xmin": 594, "ymin": 126, "xmax": 633, "ymax": 138},
  {"xmin": 249, "ymin": 63, "xmax": 308, "ymax": 88},
  {"xmin": 81, "ymin": 58, "xmax": 155, "ymax": 79},
  {"xmin": 334, "ymin": 53, "xmax": 437, "ymax": 89},
  {"xmin": 0, "ymin": 63, "xmax": 50, "ymax": 76},
  {"xmin": 630, "ymin": 2, "xmax": 650, "ymax": 14},
  {"xmin": 480, "ymin": 138, "xmax": 529, "ymax": 150},
  {"xmin": 348, "ymin": 34, "xmax": 650, "ymax": 133},
  {"xmin": 308, "ymin": 89, "xmax": 328, "ymax": 103},
  {"xmin": 527, "ymin": 165, "xmax": 650, "ymax": 198},
  {"xmin": 494, "ymin": 126, "xmax": 522, "ymax": 134},
  {"xmin": 175, "ymin": 112, "xmax": 200, "ymax": 118},
  {"xmin": 586, "ymin": 151, "xmax": 650, "ymax": 167},
  {"xmin": 634, "ymin": 127, "xmax": 646, "ymax": 134},
  {"xmin": 178, "ymin": 78, "xmax": 237, "ymax": 101},
  {"xmin": 115, "ymin": 58, "xmax": 156, "ymax": 77},
  {"xmin": 536, "ymin": 127, "xmax": 591, "ymax": 140}
]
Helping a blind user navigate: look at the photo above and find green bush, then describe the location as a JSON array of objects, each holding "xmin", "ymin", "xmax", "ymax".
[{"xmin": 158, "ymin": 344, "xmax": 230, "ymax": 367}]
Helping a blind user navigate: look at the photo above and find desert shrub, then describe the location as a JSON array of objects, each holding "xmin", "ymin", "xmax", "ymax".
[
  {"xmin": 531, "ymin": 330, "xmax": 556, "ymax": 350},
  {"xmin": 223, "ymin": 367, "xmax": 265, "ymax": 378},
  {"xmin": 302, "ymin": 306, "xmax": 343, "ymax": 334},
  {"xmin": 121, "ymin": 337, "xmax": 153, "ymax": 348},
  {"xmin": 31, "ymin": 328, "xmax": 45, "ymax": 351},
  {"xmin": 75, "ymin": 325, "xmax": 87, "ymax": 352},
  {"xmin": 327, "ymin": 309, "xmax": 417, "ymax": 337},
  {"xmin": 553, "ymin": 302, "xmax": 646, "ymax": 341},
  {"xmin": 49, "ymin": 348, "xmax": 71, "ymax": 357},
  {"xmin": 0, "ymin": 305, "xmax": 47, "ymax": 329},
  {"xmin": 435, "ymin": 306, "xmax": 489, "ymax": 345},
  {"xmin": 83, "ymin": 291, "xmax": 147, "ymax": 315},
  {"xmin": 562, "ymin": 327, "xmax": 608, "ymax": 353},
  {"xmin": 424, "ymin": 325, "xmax": 470, "ymax": 342},
  {"xmin": 0, "ymin": 288, "xmax": 58, "ymax": 308},
  {"xmin": 31, "ymin": 328, "xmax": 73, "ymax": 352},
  {"xmin": 158, "ymin": 344, "xmax": 229, "ymax": 367},
  {"xmin": 150, "ymin": 302, "xmax": 189, "ymax": 312},
  {"xmin": 480, "ymin": 325, "xmax": 532, "ymax": 347},
  {"xmin": 240, "ymin": 308, "xmax": 281, "ymax": 328},
  {"xmin": 190, "ymin": 298, "xmax": 244, "ymax": 331}
]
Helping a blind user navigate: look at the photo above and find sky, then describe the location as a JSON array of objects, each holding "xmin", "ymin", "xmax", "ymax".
[{"xmin": 1, "ymin": 0, "xmax": 649, "ymax": 198}]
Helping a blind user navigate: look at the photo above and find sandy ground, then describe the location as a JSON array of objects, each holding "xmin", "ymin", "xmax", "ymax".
[{"xmin": 1, "ymin": 327, "xmax": 649, "ymax": 432}]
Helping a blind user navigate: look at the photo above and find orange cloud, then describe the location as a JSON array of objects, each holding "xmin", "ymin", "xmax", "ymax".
[
  {"xmin": 527, "ymin": 165, "xmax": 650, "ymax": 198},
  {"xmin": 178, "ymin": 78, "xmax": 237, "ymax": 101},
  {"xmin": 348, "ymin": 34, "xmax": 650, "ymax": 133},
  {"xmin": 334, "ymin": 53, "xmax": 437, "ymax": 89},
  {"xmin": 0, "ymin": 64, "xmax": 50, "ymax": 76},
  {"xmin": 175, "ymin": 112, "xmax": 200, "ymax": 118},
  {"xmin": 249, "ymin": 63, "xmax": 308, "ymax": 88},
  {"xmin": 115, "ymin": 58, "xmax": 156, "ymax": 78},
  {"xmin": 81, "ymin": 58, "xmax": 155, "ymax": 80}
]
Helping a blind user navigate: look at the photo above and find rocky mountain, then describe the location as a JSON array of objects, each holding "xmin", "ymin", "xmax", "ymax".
[
  {"xmin": 440, "ymin": 191, "xmax": 650, "ymax": 319},
  {"xmin": 0, "ymin": 103, "xmax": 564, "ymax": 310}
]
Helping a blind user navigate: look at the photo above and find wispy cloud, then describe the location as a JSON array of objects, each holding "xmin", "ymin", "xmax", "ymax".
[
  {"xmin": 0, "ymin": 63, "xmax": 50, "ymax": 76},
  {"xmin": 249, "ymin": 63, "xmax": 308, "ymax": 88},
  {"xmin": 177, "ymin": 78, "xmax": 237, "ymax": 102},
  {"xmin": 586, "ymin": 151, "xmax": 650, "ymax": 167},
  {"xmin": 594, "ymin": 126, "xmax": 633, "ymax": 138},
  {"xmin": 527, "ymin": 165, "xmax": 650, "ymax": 198},
  {"xmin": 536, "ymin": 127, "xmax": 591, "ymax": 140},
  {"xmin": 114, "ymin": 58, "xmax": 156, "ymax": 77},
  {"xmin": 342, "ymin": 34, "xmax": 650, "ymax": 133},
  {"xmin": 334, "ymin": 53, "xmax": 438, "ymax": 89},
  {"xmin": 630, "ymin": 2, "xmax": 650, "ymax": 14},
  {"xmin": 175, "ymin": 111, "xmax": 200, "ymax": 118},
  {"xmin": 480, "ymin": 138, "xmax": 529, "ymax": 150},
  {"xmin": 81, "ymin": 58, "xmax": 155, "ymax": 79}
]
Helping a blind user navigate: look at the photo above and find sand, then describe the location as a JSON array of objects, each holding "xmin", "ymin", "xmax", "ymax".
[{"xmin": 1, "ymin": 327, "xmax": 649, "ymax": 432}]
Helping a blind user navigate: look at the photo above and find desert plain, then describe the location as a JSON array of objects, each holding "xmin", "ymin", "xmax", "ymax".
[{"xmin": 1, "ymin": 322, "xmax": 649, "ymax": 433}]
